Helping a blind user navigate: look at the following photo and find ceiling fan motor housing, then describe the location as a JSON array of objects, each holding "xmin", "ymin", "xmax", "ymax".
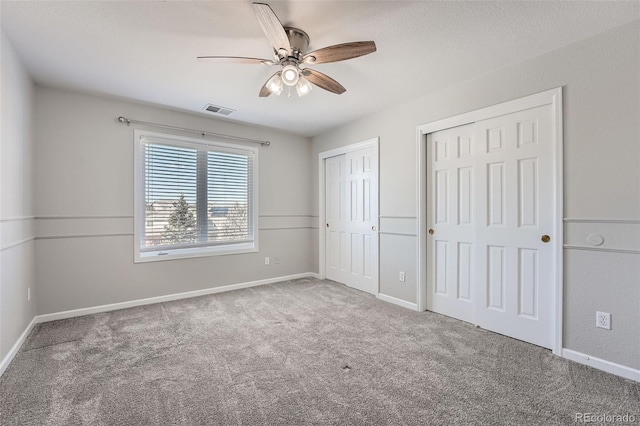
[{"xmin": 283, "ymin": 27, "xmax": 310, "ymax": 61}]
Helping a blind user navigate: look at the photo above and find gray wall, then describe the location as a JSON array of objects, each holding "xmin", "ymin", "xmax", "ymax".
[
  {"xmin": 311, "ymin": 22, "xmax": 640, "ymax": 369},
  {"xmin": 34, "ymin": 87, "xmax": 314, "ymax": 315},
  {"xmin": 0, "ymin": 30, "xmax": 36, "ymax": 361}
]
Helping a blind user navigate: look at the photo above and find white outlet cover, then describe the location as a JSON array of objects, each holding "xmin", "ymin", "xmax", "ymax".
[{"xmin": 596, "ymin": 311, "xmax": 611, "ymax": 330}]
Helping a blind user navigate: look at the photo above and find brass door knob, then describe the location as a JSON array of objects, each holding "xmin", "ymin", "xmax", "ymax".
[
  {"xmin": 428, "ymin": 228, "xmax": 434, "ymax": 235},
  {"xmin": 541, "ymin": 235, "xmax": 551, "ymax": 243}
]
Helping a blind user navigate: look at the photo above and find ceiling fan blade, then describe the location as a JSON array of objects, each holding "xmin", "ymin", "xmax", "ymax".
[
  {"xmin": 301, "ymin": 69, "xmax": 346, "ymax": 94},
  {"xmin": 197, "ymin": 56, "xmax": 277, "ymax": 65},
  {"xmin": 303, "ymin": 41, "xmax": 376, "ymax": 64},
  {"xmin": 253, "ymin": 3, "xmax": 291, "ymax": 56},
  {"xmin": 259, "ymin": 71, "xmax": 281, "ymax": 97}
]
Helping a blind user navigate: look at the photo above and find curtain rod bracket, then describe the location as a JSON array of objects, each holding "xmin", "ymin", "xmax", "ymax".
[{"xmin": 116, "ymin": 115, "xmax": 270, "ymax": 146}]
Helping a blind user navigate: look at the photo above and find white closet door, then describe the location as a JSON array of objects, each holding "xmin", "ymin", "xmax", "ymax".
[
  {"xmin": 426, "ymin": 124, "xmax": 476, "ymax": 323},
  {"xmin": 325, "ymin": 154, "xmax": 348, "ymax": 284},
  {"xmin": 325, "ymin": 147, "xmax": 379, "ymax": 295},
  {"xmin": 474, "ymin": 104, "xmax": 554, "ymax": 349},
  {"xmin": 426, "ymin": 104, "xmax": 555, "ymax": 349}
]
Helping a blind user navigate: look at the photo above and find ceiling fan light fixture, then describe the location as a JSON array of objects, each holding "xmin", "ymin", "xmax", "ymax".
[
  {"xmin": 266, "ymin": 72, "xmax": 283, "ymax": 95},
  {"xmin": 281, "ymin": 64, "xmax": 300, "ymax": 86},
  {"xmin": 199, "ymin": 3, "xmax": 377, "ymax": 98},
  {"xmin": 296, "ymin": 76, "xmax": 313, "ymax": 97}
]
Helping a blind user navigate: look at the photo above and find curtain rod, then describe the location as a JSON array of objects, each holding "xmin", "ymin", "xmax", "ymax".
[{"xmin": 116, "ymin": 116, "xmax": 271, "ymax": 146}]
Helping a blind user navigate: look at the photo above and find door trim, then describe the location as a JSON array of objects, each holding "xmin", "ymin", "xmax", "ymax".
[
  {"xmin": 318, "ymin": 138, "xmax": 380, "ymax": 286},
  {"xmin": 416, "ymin": 88, "xmax": 564, "ymax": 355}
]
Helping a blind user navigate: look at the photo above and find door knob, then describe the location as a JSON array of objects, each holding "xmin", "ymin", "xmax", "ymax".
[
  {"xmin": 372, "ymin": 226, "xmax": 377, "ymax": 231},
  {"xmin": 541, "ymin": 235, "xmax": 551, "ymax": 243},
  {"xmin": 326, "ymin": 223, "xmax": 329, "ymax": 228},
  {"xmin": 428, "ymin": 228, "xmax": 434, "ymax": 235}
]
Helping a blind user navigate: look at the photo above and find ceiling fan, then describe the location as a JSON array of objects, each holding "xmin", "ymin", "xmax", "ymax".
[{"xmin": 198, "ymin": 2, "xmax": 376, "ymax": 97}]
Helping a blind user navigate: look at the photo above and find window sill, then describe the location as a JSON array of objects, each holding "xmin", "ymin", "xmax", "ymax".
[{"xmin": 135, "ymin": 243, "xmax": 257, "ymax": 263}]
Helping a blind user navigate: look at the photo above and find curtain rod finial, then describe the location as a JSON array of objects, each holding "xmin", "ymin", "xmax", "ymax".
[
  {"xmin": 117, "ymin": 116, "xmax": 130, "ymax": 125},
  {"xmin": 263, "ymin": 141, "xmax": 271, "ymax": 146}
]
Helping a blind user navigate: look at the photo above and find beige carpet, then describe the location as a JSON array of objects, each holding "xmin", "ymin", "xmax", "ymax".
[{"xmin": 1, "ymin": 277, "xmax": 638, "ymax": 425}]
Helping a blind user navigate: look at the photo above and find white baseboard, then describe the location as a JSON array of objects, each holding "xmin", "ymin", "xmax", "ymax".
[
  {"xmin": 0, "ymin": 316, "xmax": 37, "ymax": 376},
  {"xmin": 37, "ymin": 272, "xmax": 319, "ymax": 323},
  {"xmin": 562, "ymin": 348, "xmax": 640, "ymax": 382},
  {"xmin": 377, "ymin": 293, "xmax": 419, "ymax": 311}
]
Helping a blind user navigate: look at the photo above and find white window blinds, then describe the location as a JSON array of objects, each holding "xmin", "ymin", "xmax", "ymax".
[{"xmin": 135, "ymin": 132, "xmax": 257, "ymax": 260}]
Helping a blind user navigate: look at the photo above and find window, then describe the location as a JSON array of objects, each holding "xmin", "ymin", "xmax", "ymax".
[{"xmin": 134, "ymin": 130, "xmax": 258, "ymax": 262}]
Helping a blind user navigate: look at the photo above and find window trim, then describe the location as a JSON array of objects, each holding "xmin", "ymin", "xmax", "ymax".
[{"xmin": 133, "ymin": 129, "xmax": 259, "ymax": 263}]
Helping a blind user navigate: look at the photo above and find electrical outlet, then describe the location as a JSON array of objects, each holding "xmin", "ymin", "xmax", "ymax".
[
  {"xmin": 27, "ymin": 287, "xmax": 31, "ymax": 302},
  {"xmin": 399, "ymin": 271, "xmax": 406, "ymax": 282},
  {"xmin": 264, "ymin": 257, "xmax": 270, "ymax": 265},
  {"xmin": 274, "ymin": 256, "xmax": 280, "ymax": 264},
  {"xmin": 596, "ymin": 311, "xmax": 611, "ymax": 330}
]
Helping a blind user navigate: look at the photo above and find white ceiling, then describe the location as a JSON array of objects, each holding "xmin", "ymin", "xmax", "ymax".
[{"xmin": 2, "ymin": 1, "xmax": 639, "ymax": 137}]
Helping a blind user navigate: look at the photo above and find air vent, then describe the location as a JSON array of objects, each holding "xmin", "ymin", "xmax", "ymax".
[{"xmin": 204, "ymin": 104, "xmax": 235, "ymax": 116}]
